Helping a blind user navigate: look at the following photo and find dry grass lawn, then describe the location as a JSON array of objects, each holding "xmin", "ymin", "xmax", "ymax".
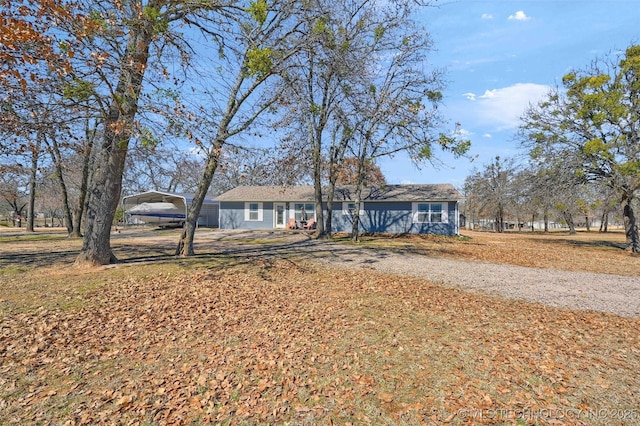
[
  {"xmin": 1, "ymin": 228, "xmax": 639, "ymax": 425},
  {"xmin": 353, "ymin": 228, "xmax": 638, "ymax": 276}
]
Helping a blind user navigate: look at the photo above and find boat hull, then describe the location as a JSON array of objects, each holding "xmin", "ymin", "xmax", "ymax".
[{"xmin": 127, "ymin": 202, "xmax": 185, "ymax": 226}]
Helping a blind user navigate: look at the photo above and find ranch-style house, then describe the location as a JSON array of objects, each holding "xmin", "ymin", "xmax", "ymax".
[{"xmin": 216, "ymin": 184, "xmax": 462, "ymax": 236}]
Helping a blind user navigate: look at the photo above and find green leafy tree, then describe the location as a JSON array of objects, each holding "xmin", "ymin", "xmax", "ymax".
[
  {"xmin": 2, "ymin": 1, "xmax": 107, "ymax": 238},
  {"xmin": 520, "ymin": 45, "xmax": 640, "ymax": 251}
]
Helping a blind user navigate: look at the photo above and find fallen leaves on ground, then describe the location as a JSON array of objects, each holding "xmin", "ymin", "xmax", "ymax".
[
  {"xmin": 1, "ymin": 257, "xmax": 639, "ymax": 425},
  {"xmin": 362, "ymin": 229, "xmax": 639, "ymax": 276}
]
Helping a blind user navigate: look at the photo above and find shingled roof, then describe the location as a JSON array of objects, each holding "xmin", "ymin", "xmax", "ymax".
[{"xmin": 217, "ymin": 184, "xmax": 462, "ymax": 202}]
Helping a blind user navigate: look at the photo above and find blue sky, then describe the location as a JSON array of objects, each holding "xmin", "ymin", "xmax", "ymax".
[{"xmin": 379, "ymin": 0, "xmax": 640, "ymax": 188}]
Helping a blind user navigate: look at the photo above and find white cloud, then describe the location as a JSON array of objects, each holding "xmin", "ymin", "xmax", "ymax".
[
  {"xmin": 480, "ymin": 89, "xmax": 498, "ymax": 99},
  {"xmin": 508, "ymin": 10, "xmax": 530, "ymax": 21},
  {"xmin": 472, "ymin": 83, "xmax": 551, "ymax": 130},
  {"xmin": 483, "ymin": 133, "xmax": 492, "ymax": 138},
  {"xmin": 463, "ymin": 92, "xmax": 476, "ymax": 101},
  {"xmin": 481, "ymin": 13, "xmax": 494, "ymax": 20}
]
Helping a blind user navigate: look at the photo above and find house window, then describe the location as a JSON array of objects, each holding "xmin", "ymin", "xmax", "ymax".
[
  {"xmin": 244, "ymin": 202, "xmax": 263, "ymax": 221},
  {"xmin": 345, "ymin": 202, "xmax": 355, "ymax": 216},
  {"xmin": 293, "ymin": 203, "xmax": 314, "ymax": 221},
  {"xmin": 249, "ymin": 203, "xmax": 259, "ymax": 220},
  {"xmin": 430, "ymin": 204, "xmax": 443, "ymax": 222},
  {"xmin": 416, "ymin": 203, "xmax": 428, "ymax": 223},
  {"xmin": 343, "ymin": 202, "xmax": 364, "ymax": 217},
  {"xmin": 413, "ymin": 203, "xmax": 446, "ymax": 223}
]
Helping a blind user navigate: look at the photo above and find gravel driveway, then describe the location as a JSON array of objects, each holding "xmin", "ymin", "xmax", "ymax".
[
  {"xmin": 196, "ymin": 230, "xmax": 640, "ymax": 318},
  {"xmin": 4, "ymin": 228, "xmax": 638, "ymax": 318},
  {"xmin": 313, "ymin": 244, "xmax": 640, "ymax": 318}
]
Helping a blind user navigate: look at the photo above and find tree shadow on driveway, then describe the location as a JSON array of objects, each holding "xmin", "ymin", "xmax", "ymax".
[
  {"xmin": 0, "ymin": 229, "xmax": 396, "ymax": 272},
  {"xmin": 117, "ymin": 230, "xmax": 395, "ymax": 269}
]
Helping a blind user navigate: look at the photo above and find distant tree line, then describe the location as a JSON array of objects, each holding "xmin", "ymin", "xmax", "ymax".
[{"xmin": 463, "ymin": 155, "xmax": 620, "ymax": 234}]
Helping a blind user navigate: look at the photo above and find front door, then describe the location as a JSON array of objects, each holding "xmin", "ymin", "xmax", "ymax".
[{"xmin": 274, "ymin": 203, "xmax": 286, "ymax": 228}]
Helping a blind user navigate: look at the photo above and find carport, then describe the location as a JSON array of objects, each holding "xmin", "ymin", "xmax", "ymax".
[{"xmin": 122, "ymin": 191, "xmax": 219, "ymax": 227}]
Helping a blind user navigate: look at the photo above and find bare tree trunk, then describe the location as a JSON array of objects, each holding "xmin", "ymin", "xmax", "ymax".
[
  {"xmin": 26, "ymin": 139, "xmax": 40, "ymax": 232},
  {"xmin": 623, "ymin": 193, "xmax": 639, "ymax": 252},
  {"xmin": 323, "ymin": 159, "xmax": 337, "ymax": 237},
  {"xmin": 601, "ymin": 211, "xmax": 609, "ymax": 232},
  {"xmin": 350, "ymin": 185, "xmax": 363, "ymax": 242},
  {"xmin": 544, "ymin": 210, "xmax": 549, "ymax": 232},
  {"xmin": 313, "ymin": 166, "xmax": 326, "ymax": 239},
  {"xmin": 324, "ymin": 180, "xmax": 335, "ymax": 238},
  {"xmin": 71, "ymin": 121, "xmax": 97, "ymax": 238},
  {"xmin": 350, "ymin": 153, "xmax": 370, "ymax": 242},
  {"xmin": 45, "ymin": 134, "xmax": 73, "ymax": 235},
  {"xmin": 76, "ymin": 27, "xmax": 152, "ymax": 266},
  {"xmin": 307, "ymin": 68, "xmax": 330, "ymax": 240},
  {"xmin": 176, "ymin": 141, "xmax": 223, "ymax": 256},
  {"xmin": 76, "ymin": 133, "xmax": 128, "ymax": 264},
  {"xmin": 312, "ymin": 126, "xmax": 327, "ymax": 239},
  {"xmin": 585, "ymin": 215, "xmax": 590, "ymax": 232},
  {"xmin": 562, "ymin": 210, "xmax": 576, "ymax": 235},
  {"xmin": 324, "ymin": 128, "xmax": 350, "ymax": 238},
  {"xmin": 495, "ymin": 205, "xmax": 504, "ymax": 233}
]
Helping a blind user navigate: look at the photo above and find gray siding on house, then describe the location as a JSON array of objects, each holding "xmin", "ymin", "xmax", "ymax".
[
  {"xmin": 220, "ymin": 201, "xmax": 275, "ymax": 229},
  {"xmin": 217, "ymin": 184, "xmax": 460, "ymax": 235},
  {"xmin": 220, "ymin": 202, "xmax": 243, "ymax": 229},
  {"xmin": 332, "ymin": 201, "xmax": 458, "ymax": 235},
  {"xmin": 262, "ymin": 202, "xmax": 274, "ymax": 228},
  {"xmin": 220, "ymin": 200, "xmax": 458, "ymax": 235},
  {"xmin": 197, "ymin": 203, "xmax": 219, "ymax": 227},
  {"xmin": 332, "ymin": 201, "xmax": 410, "ymax": 234}
]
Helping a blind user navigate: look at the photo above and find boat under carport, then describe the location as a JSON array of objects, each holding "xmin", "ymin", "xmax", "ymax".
[{"xmin": 122, "ymin": 191, "xmax": 219, "ymax": 228}]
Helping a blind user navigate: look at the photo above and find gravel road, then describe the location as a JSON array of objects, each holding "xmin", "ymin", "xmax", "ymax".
[
  {"xmin": 198, "ymin": 230, "xmax": 640, "ymax": 319},
  {"xmin": 312, "ymin": 244, "xmax": 640, "ymax": 318}
]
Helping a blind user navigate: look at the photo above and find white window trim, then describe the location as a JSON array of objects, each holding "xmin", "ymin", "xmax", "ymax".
[
  {"xmin": 291, "ymin": 202, "xmax": 316, "ymax": 221},
  {"xmin": 342, "ymin": 202, "xmax": 365, "ymax": 217},
  {"xmin": 244, "ymin": 202, "xmax": 263, "ymax": 221},
  {"xmin": 412, "ymin": 202, "xmax": 447, "ymax": 224}
]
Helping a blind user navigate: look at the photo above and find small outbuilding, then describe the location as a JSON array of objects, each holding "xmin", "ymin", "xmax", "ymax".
[
  {"xmin": 216, "ymin": 184, "xmax": 462, "ymax": 235},
  {"xmin": 122, "ymin": 191, "xmax": 219, "ymax": 228}
]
